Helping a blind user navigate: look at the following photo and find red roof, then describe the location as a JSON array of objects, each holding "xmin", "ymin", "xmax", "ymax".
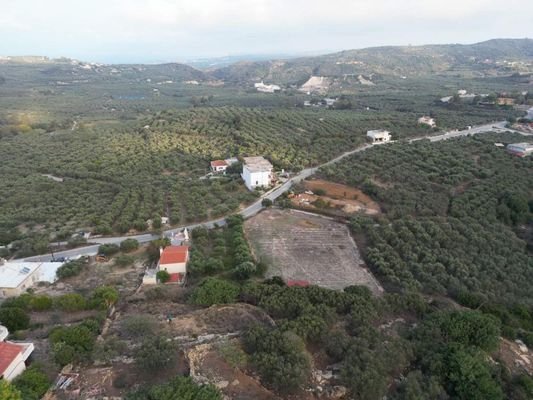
[
  {"xmin": 160, "ymin": 246, "xmax": 189, "ymax": 264},
  {"xmin": 287, "ymin": 280, "xmax": 310, "ymax": 287},
  {"xmin": 168, "ymin": 273, "xmax": 184, "ymax": 283},
  {"xmin": 211, "ymin": 160, "xmax": 227, "ymax": 168},
  {"xmin": 0, "ymin": 342, "xmax": 23, "ymax": 377}
]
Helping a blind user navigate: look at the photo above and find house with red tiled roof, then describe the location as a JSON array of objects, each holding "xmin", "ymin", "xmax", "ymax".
[
  {"xmin": 158, "ymin": 246, "xmax": 189, "ymax": 284},
  {"xmin": 211, "ymin": 160, "xmax": 229, "ymax": 174},
  {"xmin": 0, "ymin": 325, "xmax": 34, "ymax": 381}
]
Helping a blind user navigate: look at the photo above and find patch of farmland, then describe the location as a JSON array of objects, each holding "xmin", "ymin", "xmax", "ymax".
[{"xmin": 245, "ymin": 209, "xmax": 383, "ymax": 295}]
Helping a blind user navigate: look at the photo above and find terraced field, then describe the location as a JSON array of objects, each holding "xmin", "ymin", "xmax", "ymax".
[{"xmin": 244, "ymin": 208, "xmax": 383, "ymax": 294}]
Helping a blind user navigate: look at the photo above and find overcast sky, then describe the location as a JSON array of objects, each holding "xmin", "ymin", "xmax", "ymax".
[{"xmin": 1, "ymin": 0, "xmax": 532, "ymax": 63}]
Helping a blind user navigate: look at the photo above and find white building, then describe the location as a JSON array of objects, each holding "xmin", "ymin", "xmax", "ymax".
[
  {"xmin": 210, "ymin": 160, "xmax": 229, "ymax": 174},
  {"xmin": 254, "ymin": 81, "xmax": 281, "ymax": 93},
  {"xmin": 418, "ymin": 116, "xmax": 436, "ymax": 127},
  {"xmin": 241, "ymin": 156, "xmax": 273, "ymax": 190},
  {"xmin": 367, "ymin": 130, "xmax": 391, "ymax": 143},
  {"xmin": 0, "ymin": 326, "xmax": 34, "ymax": 381},
  {"xmin": 158, "ymin": 245, "xmax": 189, "ymax": 284},
  {"xmin": 0, "ymin": 260, "xmax": 64, "ymax": 298},
  {"xmin": 210, "ymin": 158, "xmax": 239, "ymax": 174}
]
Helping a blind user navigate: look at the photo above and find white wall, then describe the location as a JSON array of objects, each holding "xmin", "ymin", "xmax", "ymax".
[
  {"xmin": 160, "ymin": 262, "xmax": 187, "ymax": 274},
  {"xmin": 242, "ymin": 166, "xmax": 271, "ymax": 190}
]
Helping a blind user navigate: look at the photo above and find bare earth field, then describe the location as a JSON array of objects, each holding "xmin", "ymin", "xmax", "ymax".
[
  {"xmin": 291, "ymin": 179, "xmax": 381, "ymax": 216},
  {"xmin": 245, "ymin": 209, "xmax": 383, "ymax": 295}
]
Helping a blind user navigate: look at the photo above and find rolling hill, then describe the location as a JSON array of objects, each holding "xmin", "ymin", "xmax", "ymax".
[{"xmin": 211, "ymin": 38, "xmax": 533, "ymax": 86}]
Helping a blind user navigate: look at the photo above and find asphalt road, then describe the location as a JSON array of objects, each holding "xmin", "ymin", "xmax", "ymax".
[{"xmin": 23, "ymin": 120, "xmax": 517, "ymax": 262}]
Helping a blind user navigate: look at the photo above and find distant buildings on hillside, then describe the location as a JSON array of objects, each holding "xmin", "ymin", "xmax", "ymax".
[
  {"xmin": 418, "ymin": 116, "xmax": 436, "ymax": 128},
  {"xmin": 254, "ymin": 81, "xmax": 281, "ymax": 93},
  {"xmin": 440, "ymin": 89, "xmax": 488, "ymax": 103},
  {"xmin": 304, "ymin": 98, "xmax": 337, "ymax": 107},
  {"xmin": 367, "ymin": 130, "xmax": 391, "ymax": 143},
  {"xmin": 507, "ymin": 143, "xmax": 533, "ymax": 157}
]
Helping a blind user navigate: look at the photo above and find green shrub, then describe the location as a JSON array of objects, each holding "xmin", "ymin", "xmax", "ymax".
[
  {"xmin": 98, "ymin": 244, "xmax": 120, "ymax": 257},
  {"xmin": 55, "ymin": 293, "xmax": 87, "ymax": 312},
  {"xmin": 52, "ymin": 342, "xmax": 76, "ymax": 366},
  {"xmin": 0, "ymin": 307, "xmax": 30, "ymax": 331},
  {"xmin": 114, "ymin": 254, "xmax": 135, "ymax": 268},
  {"xmin": 50, "ymin": 324, "xmax": 97, "ymax": 365},
  {"xmin": 90, "ymin": 286, "xmax": 119, "ymax": 309},
  {"xmin": 243, "ymin": 326, "xmax": 311, "ymax": 393},
  {"xmin": 190, "ymin": 278, "xmax": 240, "ymax": 306},
  {"xmin": 56, "ymin": 260, "xmax": 83, "ymax": 279},
  {"xmin": 29, "ymin": 295, "xmax": 53, "ymax": 311},
  {"xmin": 156, "ymin": 270, "xmax": 170, "ymax": 283},
  {"xmin": 134, "ymin": 336, "xmax": 178, "ymax": 371},
  {"xmin": 12, "ymin": 365, "xmax": 51, "ymax": 400},
  {"xmin": 125, "ymin": 376, "xmax": 221, "ymax": 400},
  {"xmin": 0, "ymin": 294, "xmax": 32, "ymax": 310},
  {"xmin": 120, "ymin": 239, "xmax": 139, "ymax": 253},
  {"xmin": 232, "ymin": 262, "xmax": 256, "ymax": 280},
  {"xmin": 0, "ymin": 380, "xmax": 22, "ymax": 400},
  {"xmin": 261, "ymin": 198, "xmax": 273, "ymax": 207},
  {"xmin": 122, "ymin": 315, "xmax": 159, "ymax": 339}
]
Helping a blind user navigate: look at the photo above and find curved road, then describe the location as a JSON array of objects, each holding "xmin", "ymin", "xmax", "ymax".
[{"xmin": 24, "ymin": 120, "xmax": 524, "ymax": 262}]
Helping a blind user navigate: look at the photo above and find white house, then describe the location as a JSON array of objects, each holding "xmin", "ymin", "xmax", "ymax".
[
  {"xmin": 0, "ymin": 260, "xmax": 64, "ymax": 298},
  {"xmin": 418, "ymin": 116, "xmax": 436, "ymax": 127},
  {"xmin": 0, "ymin": 326, "xmax": 34, "ymax": 381},
  {"xmin": 210, "ymin": 158, "xmax": 239, "ymax": 174},
  {"xmin": 254, "ymin": 81, "xmax": 281, "ymax": 93},
  {"xmin": 210, "ymin": 160, "xmax": 229, "ymax": 174},
  {"xmin": 241, "ymin": 156, "xmax": 273, "ymax": 191},
  {"xmin": 367, "ymin": 130, "xmax": 391, "ymax": 143},
  {"xmin": 158, "ymin": 245, "xmax": 189, "ymax": 284}
]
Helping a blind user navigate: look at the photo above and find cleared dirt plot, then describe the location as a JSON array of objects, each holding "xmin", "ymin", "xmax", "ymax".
[
  {"xmin": 245, "ymin": 209, "xmax": 383, "ymax": 294},
  {"xmin": 291, "ymin": 179, "xmax": 381, "ymax": 216}
]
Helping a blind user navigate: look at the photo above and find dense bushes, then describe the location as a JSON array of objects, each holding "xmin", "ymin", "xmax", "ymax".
[
  {"xmin": 134, "ymin": 336, "xmax": 178, "ymax": 371},
  {"xmin": 54, "ymin": 293, "xmax": 86, "ymax": 311},
  {"xmin": 125, "ymin": 376, "xmax": 221, "ymax": 400},
  {"xmin": 114, "ymin": 254, "xmax": 135, "ymax": 267},
  {"xmin": 0, "ymin": 289, "xmax": 118, "ymax": 320},
  {"xmin": 187, "ymin": 215, "xmax": 258, "ymax": 280},
  {"xmin": 98, "ymin": 244, "xmax": 120, "ymax": 257},
  {"xmin": 321, "ymin": 134, "xmax": 533, "ymax": 305},
  {"xmin": 120, "ymin": 238, "xmax": 139, "ymax": 252},
  {"xmin": 0, "ymin": 380, "xmax": 22, "ymax": 400},
  {"xmin": 12, "ymin": 364, "xmax": 51, "ymax": 400},
  {"xmin": 56, "ymin": 260, "xmax": 84, "ymax": 279},
  {"xmin": 0, "ymin": 307, "xmax": 30, "ymax": 331},
  {"xmin": 50, "ymin": 319, "xmax": 100, "ymax": 366},
  {"xmin": 237, "ymin": 279, "xmax": 520, "ymax": 399},
  {"xmin": 243, "ymin": 325, "xmax": 311, "ymax": 393},
  {"xmin": 190, "ymin": 278, "xmax": 240, "ymax": 306}
]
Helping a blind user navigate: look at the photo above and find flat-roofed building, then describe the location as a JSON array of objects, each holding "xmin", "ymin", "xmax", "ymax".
[
  {"xmin": 241, "ymin": 156, "xmax": 273, "ymax": 190},
  {"xmin": 367, "ymin": 129, "xmax": 391, "ymax": 143},
  {"xmin": 0, "ymin": 260, "xmax": 64, "ymax": 298}
]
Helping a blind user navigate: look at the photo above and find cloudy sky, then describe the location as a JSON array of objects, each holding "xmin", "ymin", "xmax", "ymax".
[{"xmin": 1, "ymin": 0, "xmax": 532, "ymax": 63}]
